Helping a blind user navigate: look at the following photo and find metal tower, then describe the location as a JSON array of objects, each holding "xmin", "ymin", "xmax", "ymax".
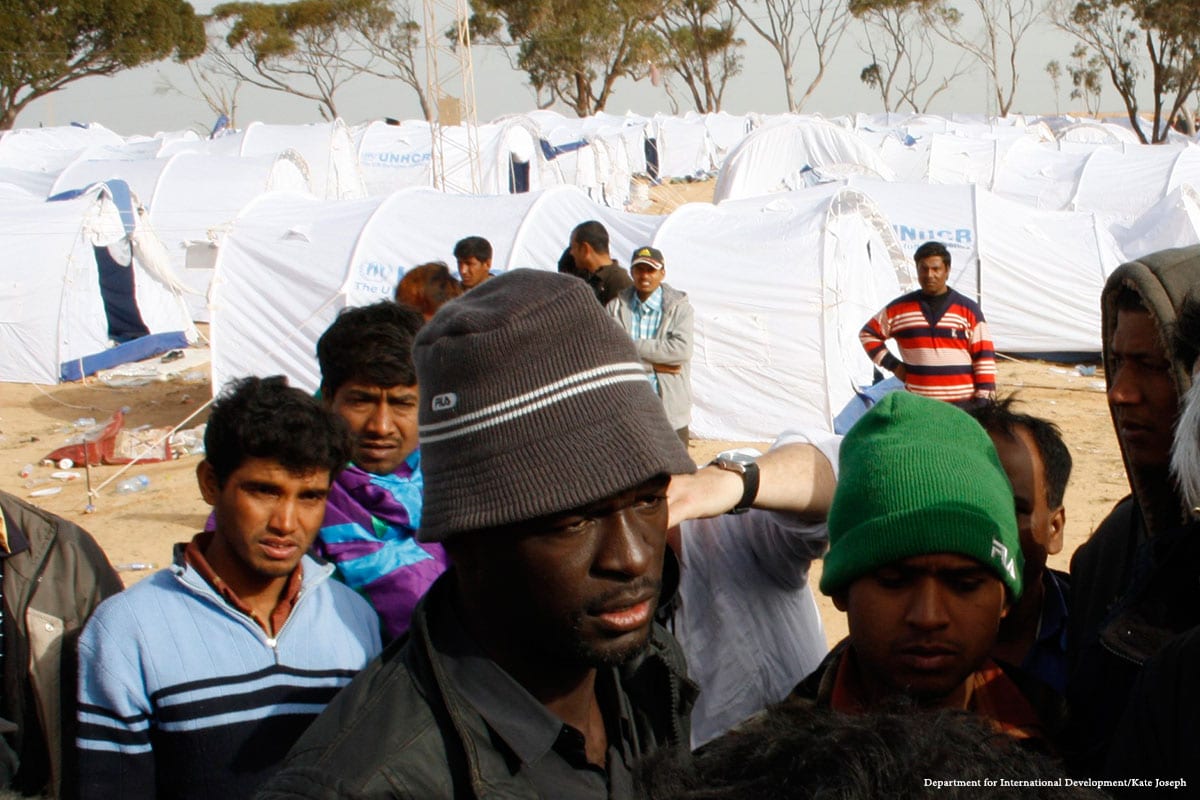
[{"xmin": 423, "ymin": 0, "xmax": 481, "ymax": 194}]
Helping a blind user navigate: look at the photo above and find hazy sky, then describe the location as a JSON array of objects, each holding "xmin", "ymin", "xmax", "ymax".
[{"xmin": 14, "ymin": 2, "xmax": 1117, "ymax": 137}]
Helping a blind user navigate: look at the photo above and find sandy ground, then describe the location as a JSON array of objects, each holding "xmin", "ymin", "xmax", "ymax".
[{"xmin": 0, "ymin": 351, "xmax": 1121, "ymax": 648}]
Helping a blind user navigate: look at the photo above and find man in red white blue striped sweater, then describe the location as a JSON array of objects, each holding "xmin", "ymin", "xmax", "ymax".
[{"xmin": 860, "ymin": 241, "xmax": 997, "ymax": 405}]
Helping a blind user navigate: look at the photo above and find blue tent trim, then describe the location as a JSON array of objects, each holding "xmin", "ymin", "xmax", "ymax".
[
  {"xmin": 48, "ymin": 180, "xmax": 137, "ymax": 237},
  {"xmin": 539, "ymin": 138, "xmax": 589, "ymax": 161},
  {"xmin": 60, "ymin": 331, "xmax": 190, "ymax": 382}
]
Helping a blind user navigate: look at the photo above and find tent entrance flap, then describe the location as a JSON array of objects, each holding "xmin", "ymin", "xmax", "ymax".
[{"xmin": 94, "ymin": 245, "xmax": 150, "ymax": 343}]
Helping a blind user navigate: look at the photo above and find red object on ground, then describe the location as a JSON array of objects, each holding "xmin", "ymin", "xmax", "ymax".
[{"xmin": 43, "ymin": 410, "xmax": 170, "ymax": 466}]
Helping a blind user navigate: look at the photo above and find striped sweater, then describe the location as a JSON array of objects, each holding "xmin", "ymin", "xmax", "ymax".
[
  {"xmin": 76, "ymin": 552, "xmax": 381, "ymax": 800},
  {"xmin": 860, "ymin": 288, "xmax": 997, "ymax": 402}
]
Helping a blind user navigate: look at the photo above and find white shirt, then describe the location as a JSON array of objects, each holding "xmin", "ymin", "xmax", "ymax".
[{"xmin": 675, "ymin": 428, "xmax": 840, "ymax": 748}]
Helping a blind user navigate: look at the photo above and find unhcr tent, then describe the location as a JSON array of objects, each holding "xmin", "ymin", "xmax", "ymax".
[
  {"xmin": 355, "ymin": 117, "xmax": 549, "ymax": 197},
  {"xmin": 842, "ymin": 178, "xmax": 1124, "ymax": 353},
  {"xmin": 0, "ymin": 181, "xmax": 196, "ymax": 383},
  {"xmin": 209, "ymin": 186, "xmax": 661, "ymax": 393}
]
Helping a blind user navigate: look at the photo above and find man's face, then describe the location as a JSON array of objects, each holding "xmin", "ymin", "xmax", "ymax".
[
  {"xmin": 198, "ymin": 457, "xmax": 330, "ymax": 589},
  {"xmin": 988, "ymin": 428, "xmax": 1064, "ymax": 587},
  {"xmin": 834, "ymin": 553, "xmax": 1007, "ymax": 708},
  {"xmin": 916, "ymin": 255, "xmax": 950, "ymax": 296},
  {"xmin": 631, "ymin": 263, "xmax": 666, "ymax": 301},
  {"xmin": 1108, "ymin": 308, "xmax": 1178, "ymax": 473},
  {"xmin": 458, "ymin": 475, "xmax": 670, "ymax": 669},
  {"xmin": 458, "ymin": 256, "xmax": 491, "ymax": 290},
  {"xmin": 328, "ymin": 381, "xmax": 419, "ymax": 475}
]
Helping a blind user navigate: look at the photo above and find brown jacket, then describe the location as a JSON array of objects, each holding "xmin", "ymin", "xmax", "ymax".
[{"xmin": 0, "ymin": 492, "xmax": 121, "ymax": 797}]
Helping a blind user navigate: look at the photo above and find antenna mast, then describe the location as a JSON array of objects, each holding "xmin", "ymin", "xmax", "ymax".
[{"xmin": 423, "ymin": 0, "xmax": 482, "ymax": 193}]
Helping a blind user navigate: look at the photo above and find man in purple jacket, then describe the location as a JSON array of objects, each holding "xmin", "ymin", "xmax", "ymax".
[{"xmin": 314, "ymin": 301, "xmax": 449, "ymax": 641}]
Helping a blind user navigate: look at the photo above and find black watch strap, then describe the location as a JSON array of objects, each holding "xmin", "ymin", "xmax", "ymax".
[{"xmin": 710, "ymin": 457, "xmax": 761, "ymax": 514}]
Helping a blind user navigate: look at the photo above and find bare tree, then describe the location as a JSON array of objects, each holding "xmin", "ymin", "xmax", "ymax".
[
  {"xmin": 852, "ymin": 0, "xmax": 973, "ymax": 113},
  {"xmin": 155, "ymin": 53, "xmax": 244, "ymax": 131},
  {"xmin": 1045, "ymin": 58, "xmax": 1063, "ymax": 113},
  {"xmin": 727, "ymin": 0, "xmax": 852, "ymax": 112},
  {"xmin": 653, "ymin": 0, "xmax": 744, "ymax": 112},
  {"xmin": 1052, "ymin": 0, "xmax": 1200, "ymax": 143},
  {"xmin": 926, "ymin": 0, "xmax": 1043, "ymax": 116},
  {"xmin": 208, "ymin": 0, "xmax": 392, "ymax": 121},
  {"xmin": 350, "ymin": 1, "xmax": 433, "ymax": 121}
]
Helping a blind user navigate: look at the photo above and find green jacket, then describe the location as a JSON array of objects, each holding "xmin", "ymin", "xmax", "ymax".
[
  {"xmin": 264, "ymin": 575, "xmax": 697, "ymax": 799},
  {"xmin": 0, "ymin": 492, "xmax": 121, "ymax": 797}
]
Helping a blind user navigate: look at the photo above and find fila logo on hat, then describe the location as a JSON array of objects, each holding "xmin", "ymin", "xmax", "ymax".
[{"xmin": 431, "ymin": 392, "xmax": 457, "ymax": 412}]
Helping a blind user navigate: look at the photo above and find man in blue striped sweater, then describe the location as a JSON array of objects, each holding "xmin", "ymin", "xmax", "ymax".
[{"xmin": 75, "ymin": 376, "xmax": 382, "ymax": 800}]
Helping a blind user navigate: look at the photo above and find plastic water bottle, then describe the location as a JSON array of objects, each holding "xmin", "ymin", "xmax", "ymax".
[
  {"xmin": 17, "ymin": 463, "xmax": 32, "ymax": 478},
  {"xmin": 115, "ymin": 475, "xmax": 150, "ymax": 495}
]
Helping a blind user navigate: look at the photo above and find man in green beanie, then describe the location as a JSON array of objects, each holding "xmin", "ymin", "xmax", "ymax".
[{"xmin": 790, "ymin": 392, "xmax": 1060, "ymax": 748}]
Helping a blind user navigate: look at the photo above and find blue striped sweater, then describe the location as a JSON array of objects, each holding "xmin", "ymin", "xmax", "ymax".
[{"xmin": 76, "ymin": 552, "xmax": 381, "ymax": 800}]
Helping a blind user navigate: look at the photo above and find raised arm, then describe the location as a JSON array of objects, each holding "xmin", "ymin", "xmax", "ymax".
[{"xmin": 667, "ymin": 439, "xmax": 836, "ymax": 530}]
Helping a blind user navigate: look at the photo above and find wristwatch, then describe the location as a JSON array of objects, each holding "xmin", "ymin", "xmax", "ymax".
[{"xmin": 709, "ymin": 456, "xmax": 761, "ymax": 514}]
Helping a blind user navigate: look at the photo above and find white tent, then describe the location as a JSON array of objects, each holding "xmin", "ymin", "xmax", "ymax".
[
  {"xmin": 0, "ymin": 183, "xmax": 196, "ymax": 383},
  {"xmin": 714, "ymin": 117, "xmax": 895, "ymax": 202},
  {"xmin": 0, "ymin": 124, "xmax": 125, "ymax": 173},
  {"xmin": 162, "ymin": 120, "xmax": 366, "ymax": 200},
  {"xmin": 1114, "ymin": 183, "xmax": 1200, "ymax": 259},
  {"xmin": 974, "ymin": 189, "xmax": 1122, "ymax": 353},
  {"xmin": 1073, "ymin": 144, "xmax": 1200, "ymax": 224},
  {"xmin": 663, "ymin": 188, "xmax": 909, "ymax": 438},
  {"xmin": 354, "ymin": 117, "xmax": 551, "ymax": 197},
  {"xmin": 49, "ymin": 151, "xmax": 313, "ymax": 321},
  {"xmin": 209, "ymin": 186, "xmax": 661, "ymax": 393}
]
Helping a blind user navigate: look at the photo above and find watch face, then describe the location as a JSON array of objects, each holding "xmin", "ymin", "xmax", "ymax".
[{"xmin": 716, "ymin": 449, "xmax": 759, "ymax": 466}]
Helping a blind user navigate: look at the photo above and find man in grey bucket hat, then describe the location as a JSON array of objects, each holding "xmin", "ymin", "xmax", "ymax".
[{"xmin": 262, "ymin": 269, "xmax": 698, "ymax": 800}]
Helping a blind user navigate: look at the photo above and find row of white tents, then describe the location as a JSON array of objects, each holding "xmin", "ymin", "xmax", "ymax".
[{"xmin": 2, "ymin": 112, "xmax": 1196, "ymax": 440}]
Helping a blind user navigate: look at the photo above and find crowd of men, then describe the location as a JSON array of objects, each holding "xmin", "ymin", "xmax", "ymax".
[{"xmin": 1, "ymin": 232, "xmax": 1199, "ymax": 799}]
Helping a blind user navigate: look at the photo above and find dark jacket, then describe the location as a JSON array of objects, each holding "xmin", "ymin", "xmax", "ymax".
[
  {"xmin": 262, "ymin": 575, "xmax": 697, "ymax": 799},
  {"xmin": 1068, "ymin": 246, "xmax": 1200, "ymax": 774},
  {"xmin": 587, "ymin": 262, "xmax": 633, "ymax": 306},
  {"xmin": 1070, "ymin": 248, "xmax": 1200, "ymax": 653},
  {"xmin": 1105, "ymin": 623, "xmax": 1200, "ymax": 792},
  {"xmin": 1067, "ymin": 518, "xmax": 1200, "ymax": 773},
  {"xmin": 0, "ymin": 492, "xmax": 122, "ymax": 797}
]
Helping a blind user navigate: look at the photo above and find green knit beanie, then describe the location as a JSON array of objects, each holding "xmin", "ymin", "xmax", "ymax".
[{"xmin": 820, "ymin": 392, "xmax": 1023, "ymax": 600}]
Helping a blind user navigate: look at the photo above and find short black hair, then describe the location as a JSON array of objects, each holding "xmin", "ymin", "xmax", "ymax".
[
  {"xmin": 637, "ymin": 700, "xmax": 1105, "ymax": 800},
  {"xmin": 317, "ymin": 301, "xmax": 424, "ymax": 396},
  {"xmin": 1172, "ymin": 293, "xmax": 1200, "ymax": 370},
  {"xmin": 204, "ymin": 375, "xmax": 352, "ymax": 487},
  {"xmin": 914, "ymin": 240, "xmax": 951, "ymax": 269},
  {"xmin": 571, "ymin": 220, "xmax": 609, "ymax": 255},
  {"xmin": 969, "ymin": 396, "xmax": 1073, "ymax": 509},
  {"xmin": 453, "ymin": 236, "xmax": 492, "ymax": 263}
]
